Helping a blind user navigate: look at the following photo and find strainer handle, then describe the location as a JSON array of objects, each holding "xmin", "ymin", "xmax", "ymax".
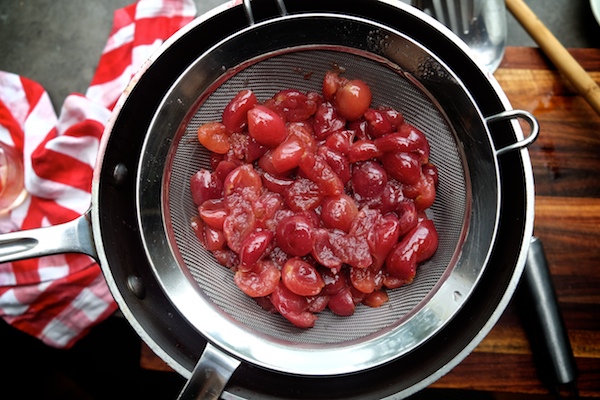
[
  {"xmin": 177, "ymin": 342, "xmax": 241, "ymax": 400},
  {"xmin": 243, "ymin": 0, "xmax": 288, "ymax": 25},
  {"xmin": 0, "ymin": 212, "xmax": 97, "ymax": 263},
  {"xmin": 485, "ymin": 109, "xmax": 540, "ymax": 156}
]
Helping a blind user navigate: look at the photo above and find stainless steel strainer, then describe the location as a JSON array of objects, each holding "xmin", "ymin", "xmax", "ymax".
[
  {"xmin": 169, "ymin": 51, "xmax": 466, "ymax": 345},
  {"xmin": 134, "ymin": 4, "xmax": 537, "ymax": 399}
]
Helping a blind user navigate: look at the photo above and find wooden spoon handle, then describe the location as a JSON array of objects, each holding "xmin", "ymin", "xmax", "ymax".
[{"xmin": 506, "ymin": 0, "xmax": 600, "ymax": 116}]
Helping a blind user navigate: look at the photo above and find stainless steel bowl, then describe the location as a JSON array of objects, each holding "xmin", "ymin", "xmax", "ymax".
[{"xmin": 0, "ymin": 1, "xmax": 537, "ymax": 398}]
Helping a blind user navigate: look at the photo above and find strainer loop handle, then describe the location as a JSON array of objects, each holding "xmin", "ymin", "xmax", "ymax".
[
  {"xmin": 243, "ymin": 0, "xmax": 288, "ymax": 25},
  {"xmin": 486, "ymin": 109, "xmax": 540, "ymax": 156}
]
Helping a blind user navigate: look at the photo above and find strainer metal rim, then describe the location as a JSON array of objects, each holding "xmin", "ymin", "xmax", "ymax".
[{"xmin": 134, "ymin": 11, "xmax": 500, "ymax": 377}]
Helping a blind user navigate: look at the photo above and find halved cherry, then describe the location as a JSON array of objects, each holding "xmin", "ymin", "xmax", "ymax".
[
  {"xmin": 322, "ymin": 70, "xmax": 346, "ymax": 101},
  {"xmin": 351, "ymin": 161, "xmax": 388, "ymax": 200},
  {"xmin": 266, "ymin": 89, "xmax": 318, "ymax": 122},
  {"xmin": 306, "ymin": 294, "xmax": 330, "ymax": 313},
  {"xmin": 374, "ymin": 132, "xmax": 420, "ymax": 154},
  {"xmin": 324, "ymin": 130, "xmax": 354, "ymax": 155},
  {"xmin": 298, "ymin": 151, "xmax": 344, "ymax": 196},
  {"xmin": 334, "ymin": 79, "xmax": 372, "ymax": 121},
  {"xmin": 253, "ymin": 191, "xmax": 284, "ymax": 230},
  {"xmin": 403, "ymin": 170, "xmax": 437, "ymax": 211},
  {"xmin": 350, "ymin": 265, "xmax": 381, "ymax": 294},
  {"xmin": 271, "ymin": 134, "xmax": 306, "ymax": 173},
  {"xmin": 364, "ymin": 108, "xmax": 394, "ymax": 138},
  {"xmin": 312, "ymin": 101, "xmax": 346, "ymax": 140},
  {"xmin": 379, "ymin": 106, "xmax": 404, "ymax": 129},
  {"xmin": 369, "ymin": 213, "xmax": 401, "ymax": 270},
  {"xmin": 362, "ymin": 289, "xmax": 389, "ymax": 308},
  {"xmin": 320, "ymin": 267, "xmax": 346, "ymax": 295},
  {"xmin": 347, "ymin": 119, "xmax": 369, "ymax": 141},
  {"xmin": 287, "ymin": 121, "xmax": 317, "ymax": 153},
  {"xmin": 222, "ymin": 89, "xmax": 258, "ymax": 133},
  {"xmin": 234, "ymin": 260, "xmax": 280, "ymax": 298},
  {"xmin": 320, "ymin": 194, "xmax": 358, "ymax": 232},
  {"xmin": 385, "ymin": 218, "xmax": 438, "ymax": 282},
  {"xmin": 311, "ymin": 229, "xmax": 343, "ymax": 269},
  {"xmin": 238, "ymin": 229, "xmax": 274, "ymax": 272},
  {"xmin": 414, "ymin": 173, "xmax": 437, "ymax": 211},
  {"xmin": 213, "ymin": 160, "xmax": 240, "ymax": 183},
  {"xmin": 395, "ymin": 200, "xmax": 418, "ymax": 237},
  {"xmin": 397, "ymin": 123, "xmax": 430, "ymax": 163},
  {"xmin": 204, "ymin": 224, "xmax": 226, "ymax": 252},
  {"xmin": 347, "ymin": 140, "xmax": 381, "ymax": 163},
  {"xmin": 223, "ymin": 164, "xmax": 262, "ymax": 198},
  {"xmin": 212, "ymin": 249, "xmax": 239, "ymax": 269},
  {"xmin": 329, "ymin": 233, "xmax": 372, "ymax": 269},
  {"xmin": 270, "ymin": 282, "xmax": 318, "ymax": 328},
  {"xmin": 275, "ymin": 214, "xmax": 315, "ymax": 257},
  {"xmin": 248, "ymin": 105, "xmax": 288, "ymax": 148},
  {"xmin": 228, "ymin": 132, "xmax": 248, "ymax": 161},
  {"xmin": 257, "ymin": 151, "xmax": 282, "ymax": 176},
  {"xmin": 282, "ymin": 257, "xmax": 325, "ymax": 296},
  {"xmin": 191, "ymin": 216, "xmax": 206, "ymax": 248},
  {"xmin": 350, "ymin": 285, "xmax": 367, "ymax": 305},
  {"xmin": 190, "ymin": 169, "xmax": 223, "ymax": 206},
  {"xmin": 197, "ymin": 122, "xmax": 230, "ymax": 154},
  {"xmin": 328, "ymin": 287, "xmax": 355, "ymax": 316},
  {"xmin": 245, "ymin": 137, "xmax": 268, "ymax": 163},
  {"xmin": 317, "ymin": 145, "xmax": 351, "ymax": 185},
  {"xmin": 198, "ymin": 198, "xmax": 227, "ymax": 230},
  {"xmin": 261, "ymin": 172, "xmax": 294, "ymax": 194},
  {"xmin": 283, "ymin": 177, "xmax": 323, "ymax": 212},
  {"xmin": 223, "ymin": 196, "xmax": 256, "ymax": 253},
  {"xmin": 414, "ymin": 218, "xmax": 439, "ymax": 263},
  {"xmin": 349, "ymin": 207, "xmax": 380, "ymax": 239},
  {"xmin": 422, "ymin": 162, "xmax": 439, "ymax": 187},
  {"xmin": 377, "ymin": 179, "xmax": 405, "ymax": 215},
  {"xmin": 381, "ymin": 152, "xmax": 421, "ymax": 186},
  {"xmin": 210, "ymin": 152, "xmax": 224, "ymax": 170}
]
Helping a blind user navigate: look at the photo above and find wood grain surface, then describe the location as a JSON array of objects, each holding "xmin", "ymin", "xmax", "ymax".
[
  {"xmin": 140, "ymin": 47, "xmax": 600, "ymax": 398},
  {"xmin": 430, "ymin": 46, "xmax": 600, "ymax": 397}
]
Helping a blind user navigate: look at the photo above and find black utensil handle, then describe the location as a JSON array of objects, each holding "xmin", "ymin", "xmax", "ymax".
[{"xmin": 520, "ymin": 236, "xmax": 578, "ymax": 387}]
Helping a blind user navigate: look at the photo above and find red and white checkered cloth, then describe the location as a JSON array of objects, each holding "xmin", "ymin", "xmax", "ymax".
[{"xmin": 0, "ymin": 0, "xmax": 196, "ymax": 349}]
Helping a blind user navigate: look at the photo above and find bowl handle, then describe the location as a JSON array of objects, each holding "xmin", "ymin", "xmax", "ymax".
[
  {"xmin": 486, "ymin": 109, "xmax": 540, "ymax": 156},
  {"xmin": 0, "ymin": 211, "xmax": 97, "ymax": 263},
  {"xmin": 177, "ymin": 342, "xmax": 242, "ymax": 400}
]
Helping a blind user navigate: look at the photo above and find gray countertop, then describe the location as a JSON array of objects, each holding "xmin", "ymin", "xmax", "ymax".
[{"xmin": 1, "ymin": 0, "xmax": 599, "ymax": 110}]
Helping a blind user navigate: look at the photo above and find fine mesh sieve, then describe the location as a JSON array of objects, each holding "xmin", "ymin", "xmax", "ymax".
[{"xmin": 170, "ymin": 50, "xmax": 466, "ymax": 344}]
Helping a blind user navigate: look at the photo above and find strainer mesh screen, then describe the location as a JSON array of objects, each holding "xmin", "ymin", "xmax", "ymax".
[{"xmin": 168, "ymin": 50, "xmax": 466, "ymax": 343}]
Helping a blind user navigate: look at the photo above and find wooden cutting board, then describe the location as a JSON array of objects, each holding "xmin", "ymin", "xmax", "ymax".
[
  {"xmin": 430, "ymin": 46, "xmax": 600, "ymax": 397},
  {"xmin": 139, "ymin": 46, "xmax": 600, "ymax": 398}
]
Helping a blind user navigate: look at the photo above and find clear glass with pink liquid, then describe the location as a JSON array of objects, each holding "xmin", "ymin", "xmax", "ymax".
[{"xmin": 0, "ymin": 143, "xmax": 27, "ymax": 215}]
